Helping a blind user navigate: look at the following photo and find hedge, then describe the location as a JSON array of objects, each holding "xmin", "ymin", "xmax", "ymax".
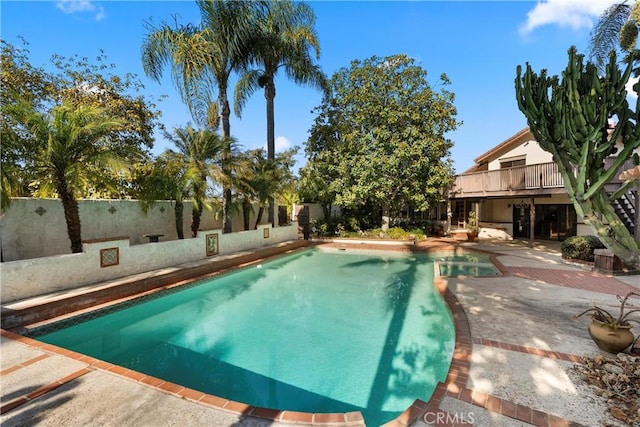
[{"xmin": 561, "ymin": 235, "xmax": 606, "ymax": 262}]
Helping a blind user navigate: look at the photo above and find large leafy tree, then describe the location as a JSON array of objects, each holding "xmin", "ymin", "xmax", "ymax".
[
  {"xmin": 1, "ymin": 41, "xmax": 51, "ymax": 208},
  {"xmin": 8, "ymin": 102, "xmax": 124, "ymax": 253},
  {"xmin": 516, "ymin": 47, "xmax": 640, "ymax": 270},
  {"xmin": 298, "ymin": 159, "xmax": 337, "ymax": 221},
  {"xmin": 234, "ymin": 0, "xmax": 326, "ymax": 225},
  {"xmin": 141, "ymin": 0, "xmax": 255, "ymax": 233},
  {"xmin": 298, "ymin": 89, "xmax": 343, "ymax": 220},
  {"xmin": 305, "ymin": 54, "xmax": 458, "ymax": 231},
  {"xmin": 1, "ymin": 39, "xmax": 160, "ymax": 207}
]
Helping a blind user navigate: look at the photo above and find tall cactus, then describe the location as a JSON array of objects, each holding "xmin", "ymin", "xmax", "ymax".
[{"xmin": 515, "ymin": 46, "xmax": 640, "ymax": 270}]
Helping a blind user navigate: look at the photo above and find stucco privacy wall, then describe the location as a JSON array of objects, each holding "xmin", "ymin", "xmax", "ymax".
[
  {"xmin": 1, "ymin": 198, "xmax": 270, "ymax": 261},
  {"xmin": 0, "ymin": 223, "xmax": 298, "ymax": 303},
  {"xmin": 292, "ymin": 203, "xmax": 340, "ymax": 222}
]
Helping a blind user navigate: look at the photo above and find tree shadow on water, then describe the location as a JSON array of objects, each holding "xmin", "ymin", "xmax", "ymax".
[{"xmin": 363, "ymin": 260, "xmax": 454, "ymax": 426}]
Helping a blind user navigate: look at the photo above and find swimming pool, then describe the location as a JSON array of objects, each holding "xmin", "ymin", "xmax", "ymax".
[{"xmin": 35, "ymin": 248, "xmax": 455, "ymax": 426}]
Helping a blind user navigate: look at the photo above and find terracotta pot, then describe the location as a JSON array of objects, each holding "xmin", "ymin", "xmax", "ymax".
[
  {"xmin": 466, "ymin": 232, "xmax": 477, "ymax": 241},
  {"xmin": 588, "ymin": 319, "xmax": 635, "ymax": 353}
]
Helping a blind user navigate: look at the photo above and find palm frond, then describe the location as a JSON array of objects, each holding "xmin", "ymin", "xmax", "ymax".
[
  {"xmin": 590, "ymin": 2, "xmax": 633, "ymax": 70},
  {"xmin": 233, "ymin": 70, "xmax": 262, "ymax": 117}
]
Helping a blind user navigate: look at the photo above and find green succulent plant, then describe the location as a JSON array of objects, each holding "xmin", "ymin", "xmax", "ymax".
[{"xmin": 574, "ymin": 291, "xmax": 640, "ymax": 328}]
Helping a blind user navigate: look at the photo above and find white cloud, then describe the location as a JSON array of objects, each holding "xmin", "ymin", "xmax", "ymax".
[
  {"xmin": 56, "ymin": 0, "xmax": 93, "ymax": 13},
  {"xmin": 275, "ymin": 136, "xmax": 292, "ymax": 152},
  {"xmin": 626, "ymin": 76, "xmax": 639, "ymax": 99},
  {"xmin": 56, "ymin": 0, "xmax": 105, "ymax": 21},
  {"xmin": 94, "ymin": 6, "xmax": 105, "ymax": 21},
  {"xmin": 520, "ymin": 0, "xmax": 622, "ymax": 35}
]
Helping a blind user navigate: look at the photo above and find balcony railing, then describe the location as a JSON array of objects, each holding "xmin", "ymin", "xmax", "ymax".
[
  {"xmin": 451, "ymin": 158, "xmax": 636, "ymax": 198},
  {"xmin": 452, "ymin": 162, "xmax": 564, "ymax": 197}
]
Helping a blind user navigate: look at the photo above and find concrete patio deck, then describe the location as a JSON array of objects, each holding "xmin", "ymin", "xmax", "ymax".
[
  {"xmin": 407, "ymin": 240, "xmax": 639, "ymax": 427},
  {"xmin": 1, "ymin": 239, "xmax": 638, "ymax": 426}
]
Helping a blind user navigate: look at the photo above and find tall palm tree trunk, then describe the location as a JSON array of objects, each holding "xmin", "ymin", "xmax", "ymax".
[
  {"xmin": 254, "ymin": 206, "xmax": 265, "ymax": 230},
  {"xmin": 191, "ymin": 180, "xmax": 205, "ymax": 238},
  {"xmin": 191, "ymin": 205, "xmax": 201, "ymax": 238},
  {"xmin": 174, "ymin": 200, "xmax": 185, "ymax": 239},
  {"xmin": 220, "ymin": 87, "xmax": 232, "ymax": 139},
  {"xmin": 223, "ymin": 188, "xmax": 233, "ymax": 233},
  {"xmin": 242, "ymin": 198, "xmax": 252, "ymax": 231},
  {"xmin": 220, "ymin": 90, "xmax": 234, "ymax": 234},
  {"xmin": 265, "ymin": 81, "xmax": 276, "ymax": 226},
  {"xmin": 56, "ymin": 176, "xmax": 83, "ymax": 253}
]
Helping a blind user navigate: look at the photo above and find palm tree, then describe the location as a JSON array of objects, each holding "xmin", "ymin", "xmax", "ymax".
[
  {"xmin": 277, "ymin": 183, "xmax": 300, "ymax": 222},
  {"xmin": 234, "ymin": 0, "xmax": 326, "ymax": 225},
  {"xmin": 163, "ymin": 125, "xmax": 229, "ymax": 238},
  {"xmin": 590, "ymin": 1, "xmax": 640, "ymax": 71},
  {"xmin": 141, "ymin": 0, "xmax": 255, "ymax": 233},
  {"xmin": 247, "ymin": 149, "xmax": 275, "ymax": 229},
  {"xmin": 133, "ymin": 157, "xmax": 192, "ymax": 239},
  {"xmin": 243, "ymin": 148, "xmax": 296, "ymax": 229},
  {"xmin": 11, "ymin": 101, "xmax": 124, "ymax": 253}
]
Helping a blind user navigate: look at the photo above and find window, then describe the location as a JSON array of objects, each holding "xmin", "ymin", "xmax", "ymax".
[{"xmin": 500, "ymin": 157, "xmax": 526, "ymax": 169}]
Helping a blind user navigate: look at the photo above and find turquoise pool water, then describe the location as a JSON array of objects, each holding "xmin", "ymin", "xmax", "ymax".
[{"xmin": 37, "ymin": 248, "xmax": 455, "ymax": 426}]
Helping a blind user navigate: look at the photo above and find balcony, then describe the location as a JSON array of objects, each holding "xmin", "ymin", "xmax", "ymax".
[
  {"xmin": 451, "ymin": 162, "xmax": 565, "ymax": 198},
  {"xmin": 451, "ymin": 158, "xmax": 636, "ymax": 199}
]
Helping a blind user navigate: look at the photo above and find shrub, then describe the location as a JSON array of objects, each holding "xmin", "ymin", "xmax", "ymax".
[
  {"xmin": 467, "ymin": 211, "xmax": 479, "ymax": 235},
  {"xmin": 424, "ymin": 220, "xmax": 444, "ymax": 237},
  {"xmin": 407, "ymin": 227, "xmax": 427, "ymax": 240},
  {"xmin": 362, "ymin": 228, "xmax": 383, "ymax": 238},
  {"xmin": 385, "ymin": 227, "xmax": 408, "ymax": 239},
  {"xmin": 561, "ymin": 235, "xmax": 606, "ymax": 262},
  {"xmin": 310, "ymin": 219, "xmax": 335, "ymax": 237},
  {"xmin": 311, "ymin": 217, "xmax": 360, "ymax": 237},
  {"xmin": 377, "ymin": 227, "xmax": 426, "ymax": 240},
  {"xmin": 310, "ymin": 219, "xmax": 427, "ymax": 240},
  {"xmin": 346, "ymin": 217, "xmax": 361, "ymax": 233}
]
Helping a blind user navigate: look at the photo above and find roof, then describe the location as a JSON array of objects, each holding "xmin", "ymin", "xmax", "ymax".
[
  {"xmin": 462, "ymin": 127, "xmax": 534, "ymax": 174},
  {"xmin": 619, "ymin": 165, "xmax": 640, "ymax": 180}
]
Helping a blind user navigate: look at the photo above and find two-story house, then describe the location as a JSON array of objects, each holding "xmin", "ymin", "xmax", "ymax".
[{"xmin": 449, "ymin": 127, "xmax": 637, "ymax": 242}]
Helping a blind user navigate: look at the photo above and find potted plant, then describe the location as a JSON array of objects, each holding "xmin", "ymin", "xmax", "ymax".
[
  {"xmin": 574, "ymin": 291, "xmax": 640, "ymax": 353},
  {"xmin": 466, "ymin": 211, "xmax": 480, "ymax": 241}
]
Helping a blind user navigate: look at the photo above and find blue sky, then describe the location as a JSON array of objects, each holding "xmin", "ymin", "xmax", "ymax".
[{"xmin": 1, "ymin": 0, "xmax": 630, "ymax": 174}]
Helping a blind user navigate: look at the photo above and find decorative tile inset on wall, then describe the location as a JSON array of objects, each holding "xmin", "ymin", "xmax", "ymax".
[
  {"xmin": 206, "ymin": 233, "xmax": 219, "ymax": 257},
  {"xmin": 108, "ymin": 207, "xmax": 117, "ymax": 214},
  {"xmin": 100, "ymin": 247, "xmax": 119, "ymax": 267},
  {"xmin": 35, "ymin": 207, "xmax": 47, "ymax": 216},
  {"xmin": 159, "ymin": 206, "xmax": 165, "ymax": 213},
  {"xmin": 263, "ymin": 228, "xmax": 269, "ymax": 239}
]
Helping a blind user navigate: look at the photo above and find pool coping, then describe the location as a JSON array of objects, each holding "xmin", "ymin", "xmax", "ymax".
[{"xmin": 1, "ymin": 239, "xmax": 489, "ymax": 426}]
